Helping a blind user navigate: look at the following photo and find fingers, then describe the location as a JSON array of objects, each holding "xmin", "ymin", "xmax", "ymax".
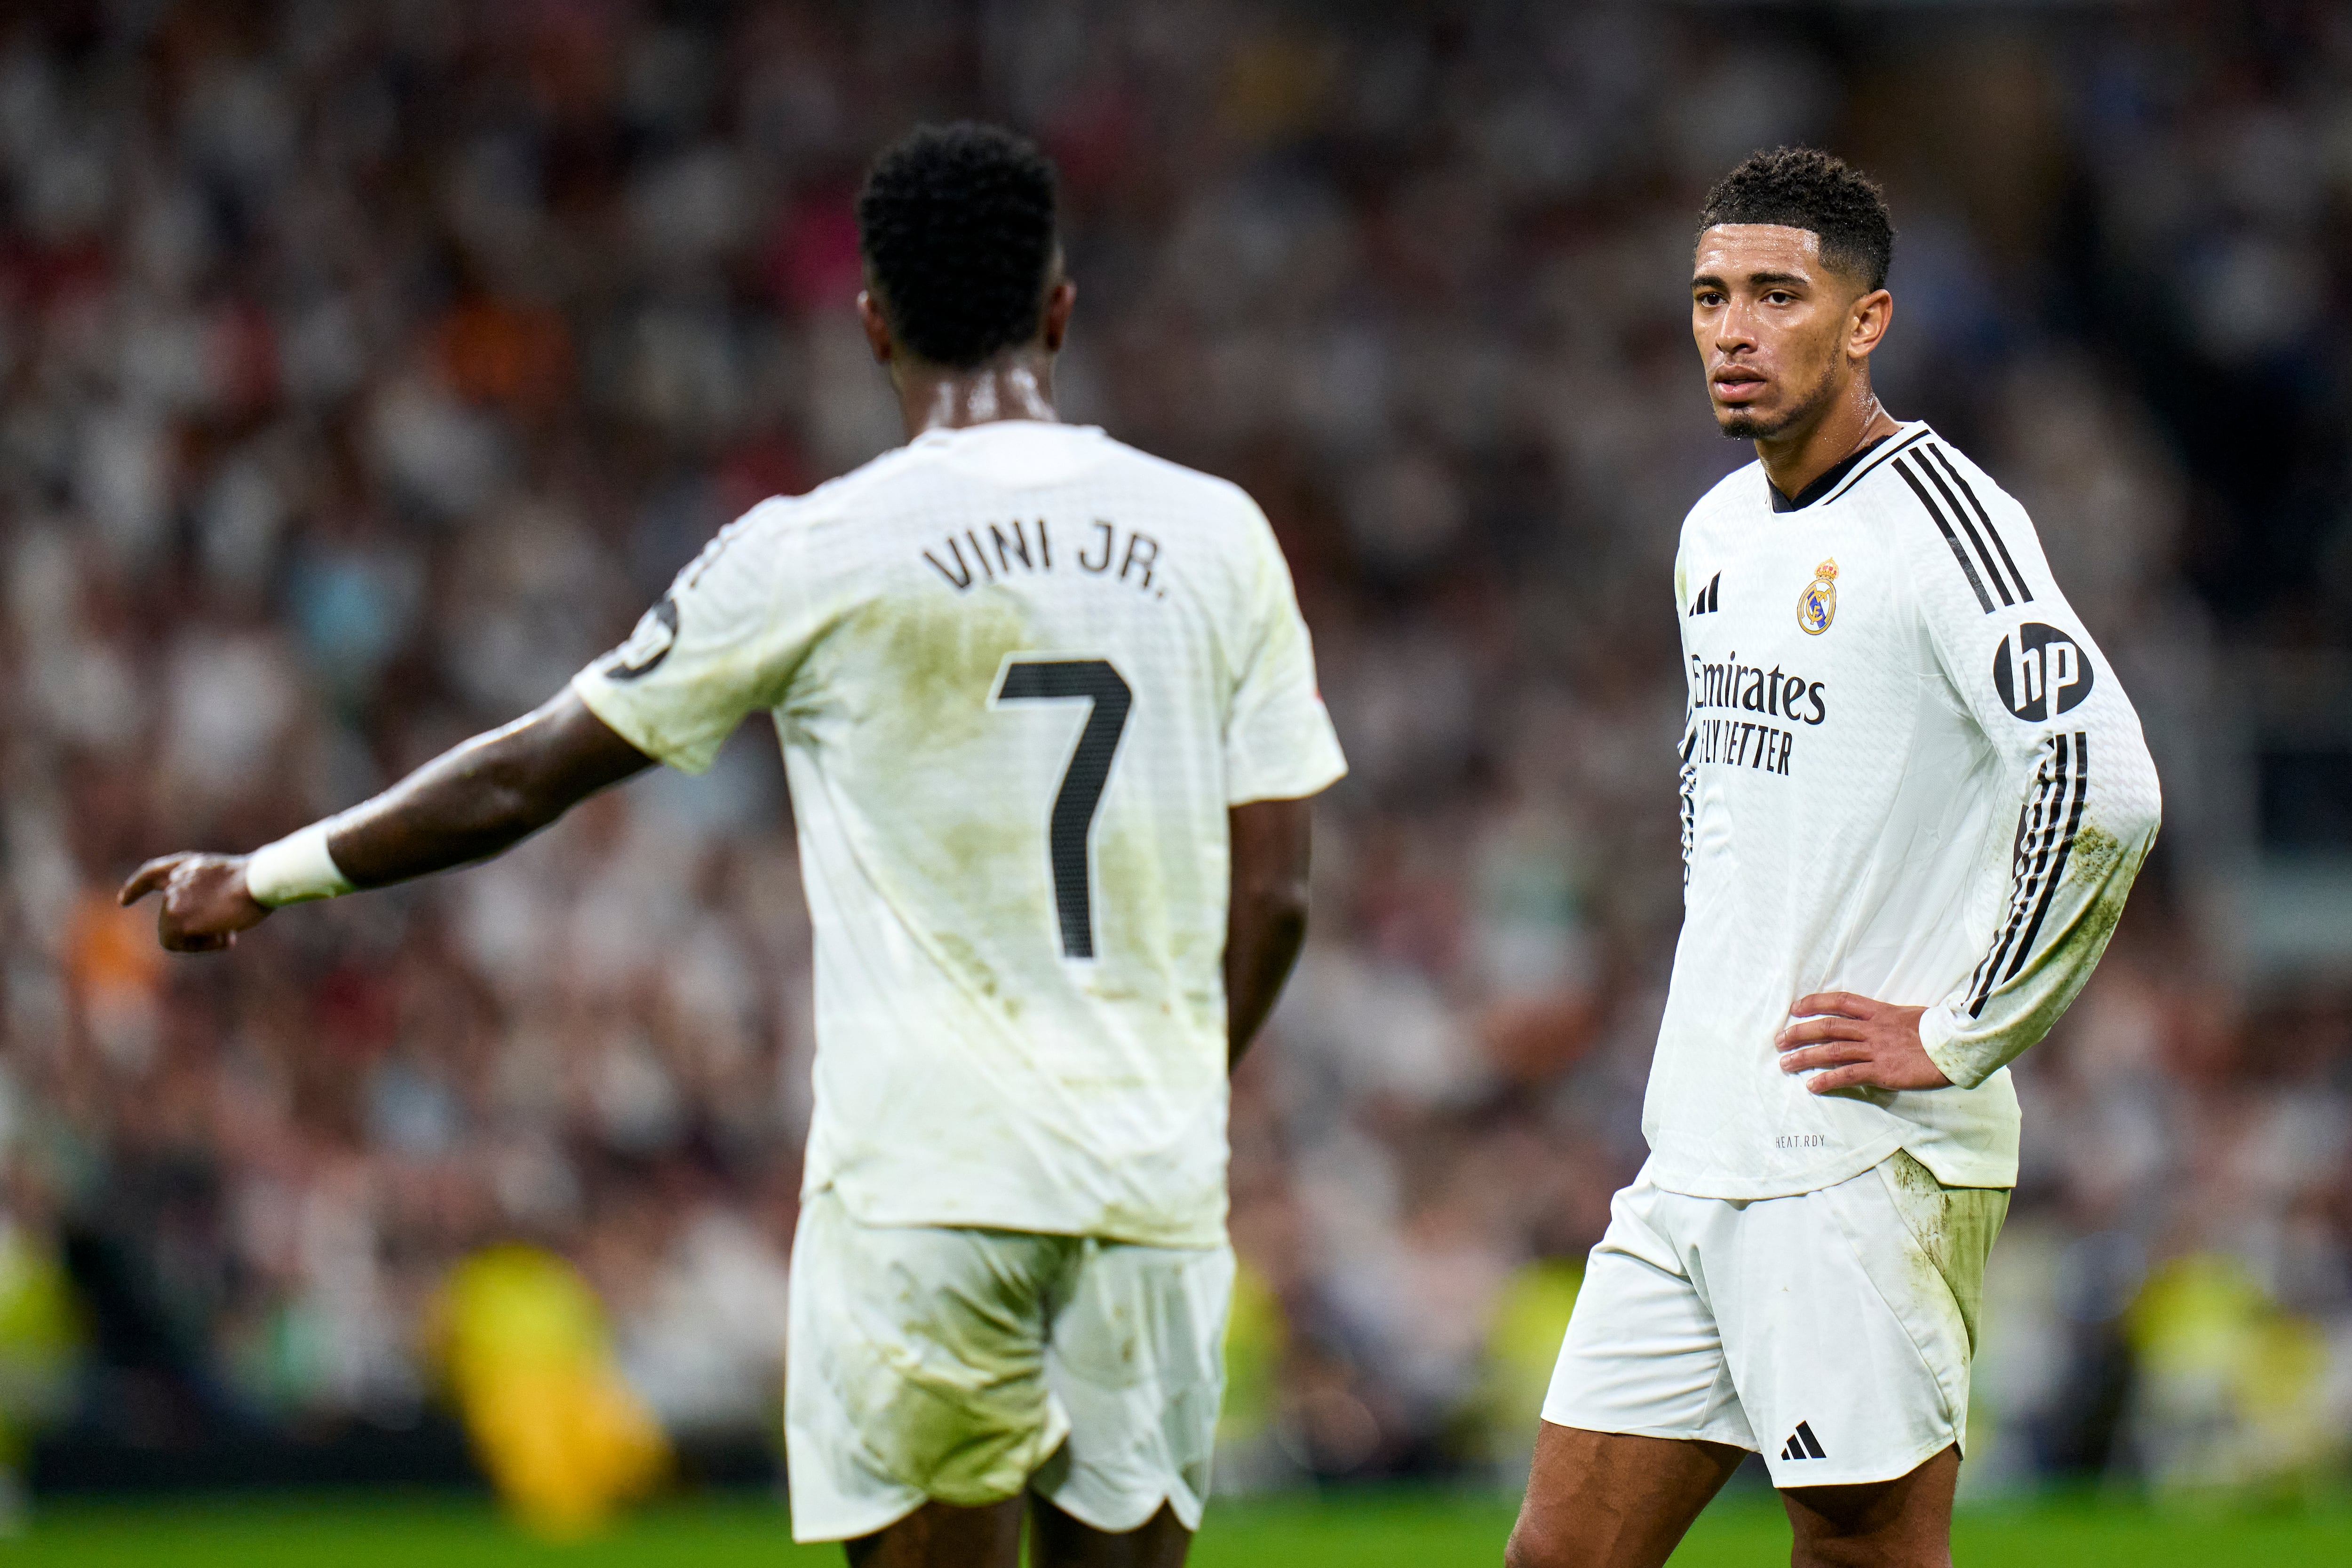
[
  {"xmin": 157, "ymin": 905, "xmax": 238, "ymax": 953},
  {"xmin": 1777, "ymin": 1041, "xmax": 1873, "ymax": 1076},
  {"xmin": 1802, "ymin": 1063, "xmax": 1888, "ymax": 1094},
  {"xmin": 1776, "ymin": 1015, "xmax": 1870, "ymax": 1048},
  {"xmin": 1788, "ymin": 991, "xmax": 1878, "ymax": 1020},
  {"xmin": 119, "ymin": 855, "xmax": 190, "ymax": 905},
  {"xmin": 1778, "ymin": 995, "xmax": 1931, "ymax": 1094}
]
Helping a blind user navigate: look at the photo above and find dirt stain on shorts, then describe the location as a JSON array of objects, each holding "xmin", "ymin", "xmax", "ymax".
[{"xmin": 1881, "ymin": 1150, "xmax": 2009, "ymax": 1354}]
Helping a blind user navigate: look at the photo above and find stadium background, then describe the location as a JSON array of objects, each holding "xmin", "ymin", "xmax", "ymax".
[{"xmin": 0, "ymin": 0, "xmax": 2348, "ymax": 1557}]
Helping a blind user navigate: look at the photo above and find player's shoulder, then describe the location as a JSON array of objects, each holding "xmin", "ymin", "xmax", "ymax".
[
  {"xmin": 1090, "ymin": 430, "xmax": 1268, "ymax": 523},
  {"xmin": 1848, "ymin": 425, "xmax": 2053, "ymax": 610},
  {"xmin": 1844, "ymin": 426, "xmax": 2033, "ymax": 532},
  {"xmin": 769, "ymin": 441, "xmax": 935, "ymax": 527},
  {"xmin": 688, "ymin": 443, "xmax": 942, "ymax": 576},
  {"xmin": 1075, "ymin": 432, "xmax": 1286, "ymax": 585}
]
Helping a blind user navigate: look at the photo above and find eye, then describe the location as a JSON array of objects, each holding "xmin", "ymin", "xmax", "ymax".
[{"xmin": 1765, "ymin": 290, "xmax": 1796, "ymax": 305}]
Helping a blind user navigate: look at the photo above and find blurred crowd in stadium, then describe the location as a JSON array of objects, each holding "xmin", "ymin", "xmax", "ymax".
[{"xmin": 0, "ymin": 0, "xmax": 2349, "ymax": 1520}]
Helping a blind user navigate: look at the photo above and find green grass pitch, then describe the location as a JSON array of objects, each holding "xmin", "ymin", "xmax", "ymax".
[{"xmin": 5, "ymin": 1489, "xmax": 2347, "ymax": 1564}]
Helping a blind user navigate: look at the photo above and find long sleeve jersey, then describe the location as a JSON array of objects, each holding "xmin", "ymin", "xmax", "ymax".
[{"xmin": 1645, "ymin": 423, "xmax": 2161, "ymax": 1200}]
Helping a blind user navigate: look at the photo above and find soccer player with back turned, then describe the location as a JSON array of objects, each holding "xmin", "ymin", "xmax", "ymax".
[
  {"xmin": 1508, "ymin": 150, "xmax": 2160, "ymax": 1568},
  {"xmin": 122, "ymin": 124, "xmax": 1346, "ymax": 1568}
]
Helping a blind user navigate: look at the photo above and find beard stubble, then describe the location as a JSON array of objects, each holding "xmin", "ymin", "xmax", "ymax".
[{"xmin": 1718, "ymin": 354, "xmax": 1841, "ymax": 442}]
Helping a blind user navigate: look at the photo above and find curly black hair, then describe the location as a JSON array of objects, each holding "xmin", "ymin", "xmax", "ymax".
[
  {"xmin": 856, "ymin": 122, "xmax": 1060, "ymax": 370},
  {"xmin": 1698, "ymin": 147, "xmax": 1894, "ymax": 293}
]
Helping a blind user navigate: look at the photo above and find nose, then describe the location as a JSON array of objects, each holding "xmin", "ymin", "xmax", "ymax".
[{"xmin": 1715, "ymin": 299, "xmax": 1758, "ymax": 356}]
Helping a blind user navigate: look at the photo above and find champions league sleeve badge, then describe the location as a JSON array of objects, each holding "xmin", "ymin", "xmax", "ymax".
[
  {"xmin": 604, "ymin": 595, "xmax": 681, "ymax": 681},
  {"xmin": 1796, "ymin": 559, "xmax": 1837, "ymax": 635}
]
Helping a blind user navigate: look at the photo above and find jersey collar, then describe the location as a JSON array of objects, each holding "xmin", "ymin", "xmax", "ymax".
[
  {"xmin": 909, "ymin": 419, "xmax": 1103, "ymax": 449},
  {"xmin": 1766, "ymin": 422, "xmax": 1933, "ymax": 512}
]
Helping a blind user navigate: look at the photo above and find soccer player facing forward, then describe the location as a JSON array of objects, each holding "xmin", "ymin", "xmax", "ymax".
[
  {"xmin": 124, "ymin": 124, "xmax": 1345, "ymax": 1568},
  {"xmin": 1508, "ymin": 150, "xmax": 2161, "ymax": 1568}
]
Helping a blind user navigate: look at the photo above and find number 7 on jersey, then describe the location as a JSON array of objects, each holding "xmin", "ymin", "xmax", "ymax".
[{"xmin": 991, "ymin": 658, "xmax": 1134, "ymax": 960}]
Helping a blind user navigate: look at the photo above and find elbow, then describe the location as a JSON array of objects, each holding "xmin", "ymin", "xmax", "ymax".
[
  {"xmin": 1273, "ymin": 899, "xmax": 1309, "ymax": 956},
  {"xmin": 2097, "ymin": 800, "xmax": 2160, "ymax": 855},
  {"xmin": 2097, "ymin": 745, "xmax": 2162, "ymax": 848},
  {"xmin": 1228, "ymin": 796, "xmax": 1316, "ymax": 966},
  {"xmin": 1263, "ymin": 873, "xmax": 1312, "ymax": 934},
  {"xmin": 1240, "ymin": 872, "xmax": 1311, "ymax": 949},
  {"xmin": 2129, "ymin": 775, "xmax": 2163, "ymax": 847}
]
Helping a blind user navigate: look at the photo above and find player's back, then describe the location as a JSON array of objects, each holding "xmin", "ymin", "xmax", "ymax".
[{"xmin": 576, "ymin": 419, "xmax": 1343, "ymax": 1248}]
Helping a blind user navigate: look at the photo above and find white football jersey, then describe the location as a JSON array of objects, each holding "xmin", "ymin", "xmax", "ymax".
[
  {"xmin": 1650, "ymin": 423, "xmax": 2161, "ymax": 1200},
  {"xmin": 575, "ymin": 421, "xmax": 1346, "ymax": 1248}
]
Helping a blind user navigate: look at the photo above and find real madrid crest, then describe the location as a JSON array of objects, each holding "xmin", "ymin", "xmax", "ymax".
[{"xmin": 1796, "ymin": 559, "xmax": 1837, "ymax": 635}]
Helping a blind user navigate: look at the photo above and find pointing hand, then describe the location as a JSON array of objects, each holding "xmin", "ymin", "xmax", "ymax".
[{"xmin": 118, "ymin": 854, "xmax": 272, "ymax": 954}]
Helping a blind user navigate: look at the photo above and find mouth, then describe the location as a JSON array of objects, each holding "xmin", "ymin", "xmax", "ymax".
[{"xmin": 1712, "ymin": 369, "xmax": 1768, "ymax": 405}]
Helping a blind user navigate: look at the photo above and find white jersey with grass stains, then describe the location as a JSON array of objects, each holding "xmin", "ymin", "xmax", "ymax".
[
  {"xmin": 1650, "ymin": 422, "xmax": 2161, "ymax": 1201},
  {"xmin": 575, "ymin": 421, "xmax": 1346, "ymax": 1248}
]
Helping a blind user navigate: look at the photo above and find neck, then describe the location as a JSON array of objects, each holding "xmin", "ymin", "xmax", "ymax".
[
  {"xmin": 897, "ymin": 355, "xmax": 1059, "ymax": 439},
  {"xmin": 1755, "ymin": 374, "xmax": 1899, "ymax": 499}
]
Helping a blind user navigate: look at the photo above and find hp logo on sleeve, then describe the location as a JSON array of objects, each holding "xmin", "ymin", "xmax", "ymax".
[{"xmin": 1992, "ymin": 622, "xmax": 2093, "ymax": 721}]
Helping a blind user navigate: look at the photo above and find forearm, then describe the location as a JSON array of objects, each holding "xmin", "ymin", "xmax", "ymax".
[
  {"xmin": 324, "ymin": 691, "xmax": 653, "ymax": 889},
  {"xmin": 129, "ymin": 687, "xmax": 657, "ymax": 951},
  {"xmin": 1923, "ymin": 731, "xmax": 2161, "ymax": 1087},
  {"xmin": 333, "ymin": 723, "xmax": 557, "ymax": 885}
]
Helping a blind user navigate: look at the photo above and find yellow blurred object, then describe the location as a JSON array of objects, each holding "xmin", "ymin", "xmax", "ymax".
[
  {"xmin": 433, "ymin": 1244, "xmax": 669, "ymax": 1538},
  {"xmin": 1218, "ymin": 1259, "xmax": 1286, "ymax": 1446},
  {"xmin": 1461, "ymin": 1258, "xmax": 1582, "ymax": 1465},
  {"xmin": 2124, "ymin": 1252, "xmax": 2338, "ymax": 1503},
  {"xmin": 0, "ymin": 1219, "xmax": 81, "ymax": 1467}
]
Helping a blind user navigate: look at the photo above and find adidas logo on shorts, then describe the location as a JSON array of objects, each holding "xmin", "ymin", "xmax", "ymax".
[{"xmin": 1779, "ymin": 1421, "xmax": 1828, "ymax": 1462}]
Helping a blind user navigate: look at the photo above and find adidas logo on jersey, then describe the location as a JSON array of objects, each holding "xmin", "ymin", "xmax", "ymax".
[
  {"xmin": 1687, "ymin": 572, "xmax": 1721, "ymax": 616},
  {"xmin": 1779, "ymin": 1421, "xmax": 1828, "ymax": 1462}
]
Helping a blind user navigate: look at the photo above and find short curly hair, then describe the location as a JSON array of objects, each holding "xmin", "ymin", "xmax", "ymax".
[
  {"xmin": 857, "ymin": 123, "xmax": 1060, "ymax": 370},
  {"xmin": 1698, "ymin": 147, "xmax": 1894, "ymax": 293}
]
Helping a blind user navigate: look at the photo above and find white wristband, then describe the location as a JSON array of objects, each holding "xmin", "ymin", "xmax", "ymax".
[{"xmin": 245, "ymin": 821, "xmax": 356, "ymax": 907}]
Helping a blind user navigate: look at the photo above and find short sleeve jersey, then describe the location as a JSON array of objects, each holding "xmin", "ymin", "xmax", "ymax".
[
  {"xmin": 1651, "ymin": 424, "xmax": 2161, "ymax": 1201},
  {"xmin": 575, "ymin": 421, "xmax": 1346, "ymax": 1248}
]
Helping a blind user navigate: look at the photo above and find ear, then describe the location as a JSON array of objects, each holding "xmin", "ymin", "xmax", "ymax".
[
  {"xmin": 1040, "ymin": 278, "xmax": 1076, "ymax": 354},
  {"xmin": 1847, "ymin": 288, "xmax": 1892, "ymax": 362},
  {"xmin": 857, "ymin": 290, "xmax": 895, "ymax": 365}
]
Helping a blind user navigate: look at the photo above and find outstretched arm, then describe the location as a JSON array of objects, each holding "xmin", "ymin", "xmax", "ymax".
[
  {"xmin": 1225, "ymin": 795, "xmax": 1314, "ymax": 1069},
  {"xmin": 120, "ymin": 689, "xmax": 654, "ymax": 952}
]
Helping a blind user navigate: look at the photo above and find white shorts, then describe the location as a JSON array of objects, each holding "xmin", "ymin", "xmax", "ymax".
[
  {"xmin": 784, "ymin": 1188, "xmax": 1234, "ymax": 1544},
  {"xmin": 1542, "ymin": 1152, "xmax": 2008, "ymax": 1489}
]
